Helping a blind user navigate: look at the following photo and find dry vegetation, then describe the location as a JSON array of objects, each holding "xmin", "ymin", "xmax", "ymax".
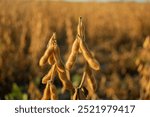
[
  {"xmin": 40, "ymin": 17, "xmax": 100, "ymax": 100},
  {"xmin": 0, "ymin": 0, "xmax": 150, "ymax": 99},
  {"xmin": 136, "ymin": 37, "xmax": 150, "ymax": 99}
]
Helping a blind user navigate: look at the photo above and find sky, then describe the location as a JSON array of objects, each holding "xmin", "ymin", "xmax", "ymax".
[{"xmin": 64, "ymin": 0, "xmax": 149, "ymax": 2}]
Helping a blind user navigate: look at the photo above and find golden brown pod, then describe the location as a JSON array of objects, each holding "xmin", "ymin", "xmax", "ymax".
[
  {"xmin": 57, "ymin": 69, "xmax": 74, "ymax": 93},
  {"xmin": 85, "ymin": 64, "xmax": 97, "ymax": 91},
  {"xmin": 42, "ymin": 64, "xmax": 56, "ymax": 84},
  {"xmin": 39, "ymin": 45, "xmax": 54, "ymax": 67},
  {"xmin": 72, "ymin": 70, "xmax": 88, "ymax": 100},
  {"xmin": 85, "ymin": 78, "xmax": 98, "ymax": 99},
  {"xmin": 86, "ymin": 78, "xmax": 95, "ymax": 92},
  {"xmin": 78, "ymin": 36, "xmax": 100, "ymax": 71},
  {"xmin": 41, "ymin": 83, "xmax": 50, "ymax": 100},
  {"xmin": 84, "ymin": 80, "xmax": 98, "ymax": 100},
  {"xmin": 66, "ymin": 69, "xmax": 71, "ymax": 80},
  {"xmin": 39, "ymin": 33, "xmax": 56, "ymax": 67},
  {"xmin": 66, "ymin": 38, "xmax": 79, "ymax": 70},
  {"xmin": 49, "ymin": 81, "xmax": 58, "ymax": 100},
  {"xmin": 81, "ymin": 64, "xmax": 98, "ymax": 99},
  {"xmin": 42, "ymin": 70, "xmax": 52, "ymax": 84},
  {"xmin": 47, "ymin": 32, "xmax": 57, "ymax": 48},
  {"xmin": 53, "ymin": 44, "xmax": 65, "ymax": 73},
  {"xmin": 77, "ymin": 17, "xmax": 85, "ymax": 40},
  {"xmin": 84, "ymin": 76, "xmax": 99, "ymax": 99},
  {"xmin": 48, "ymin": 54, "xmax": 55, "ymax": 65}
]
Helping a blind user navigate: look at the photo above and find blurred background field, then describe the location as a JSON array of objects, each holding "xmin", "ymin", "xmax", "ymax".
[{"xmin": 0, "ymin": 0, "xmax": 150, "ymax": 99}]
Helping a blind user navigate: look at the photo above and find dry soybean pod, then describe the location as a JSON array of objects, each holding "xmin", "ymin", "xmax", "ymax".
[
  {"xmin": 39, "ymin": 45, "xmax": 54, "ymax": 67},
  {"xmin": 49, "ymin": 81, "xmax": 58, "ymax": 100},
  {"xmin": 57, "ymin": 69, "xmax": 74, "ymax": 93},
  {"xmin": 73, "ymin": 67, "xmax": 88, "ymax": 100},
  {"xmin": 85, "ymin": 64, "xmax": 97, "ymax": 91},
  {"xmin": 48, "ymin": 54, "xmax": 55, "ymax": 65},
  {"xmin": 42, "ymin": 69, "xmax": 52, "ymax": 84},
  {"xmin": 66, "ymin": 38, "xmax": 79, "ymax": 70},
  {"xmin": 47, "ymin": 33, "xmax": 57, "ymax": 65},
  {"xmin": 42, "ymin": 64, "xmax": 56, "ymax": 84},
  {"xmin": 41, "ymin": 83, "xmax": 50, "ymax": 100},
  {"xmin": 84, "ymin": 79, "xmax": 98, "ymax": 99},
  {"xmin": 82, "ymin": 64, "xmax": 98, "ymax": 99},
  {"xmin": 77, "ymin": 17, "xmax": 85, "ymax": 53},
  {"xmin": 66, "ymin": 69, "xmax": 71, "ymax": 80},
  {"xmin": 50, "ymin": 64, "xmax": 57, "ymax": 82},
  {"xmin": 78, "ymin": 36, "xmax": 100, "ymax": 71},
  {"xmin": 47, "ymin": 32, "xmax": 56, "ymax": 48},
  {"xmin": 39, "ymin": 33, "xmax": 55, "ymax": 67},
  {"xmin": 84, "ymin": 75, "xmax": 98, "ymax": 100},
  {"xmin": 53, "ymin": 44, "xmax": 65, "ymax": 73},
  {"xmin": 77, "ymin": 17, "xmax": 85, "ymax": 40}
]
